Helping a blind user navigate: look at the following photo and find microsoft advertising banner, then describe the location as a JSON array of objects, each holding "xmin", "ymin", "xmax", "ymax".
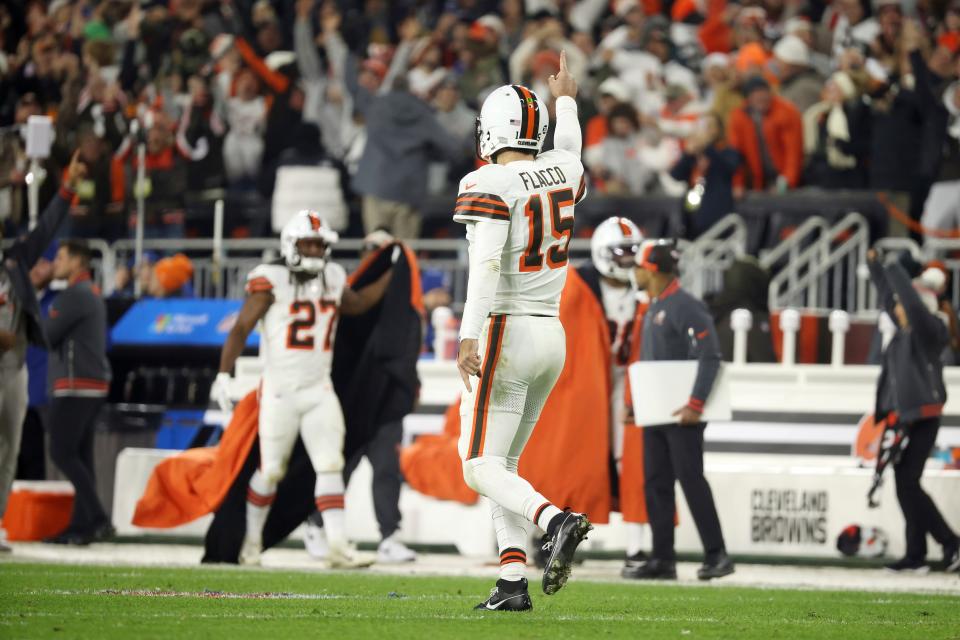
[{"xmin": 111, "ymin": 299, "xmax": 259, "ymax": 348}]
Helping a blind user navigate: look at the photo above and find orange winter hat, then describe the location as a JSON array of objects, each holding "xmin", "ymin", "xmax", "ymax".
[
  {"xmin": 154, "ymin": 253, "xmax": 194, "ymax": 294},
  {"xmin": 735, "ymin": 42, "xmax": 770, "ymax": 73}
]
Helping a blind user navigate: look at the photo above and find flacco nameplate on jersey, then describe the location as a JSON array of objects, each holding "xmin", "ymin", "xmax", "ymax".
[{"xmin": 519, "ymin": 167, "xmax": 568, "ymax": 191}]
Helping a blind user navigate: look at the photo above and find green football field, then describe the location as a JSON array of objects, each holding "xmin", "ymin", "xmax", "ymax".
[{"xmin": 2, "ymin": 562, "xmax": 959, "ymax": 640}]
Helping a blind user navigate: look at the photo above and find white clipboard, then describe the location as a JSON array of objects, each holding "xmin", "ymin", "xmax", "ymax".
[{"xmin": 628, "ymin": 361, "xmax": 731, "ymax": 426}]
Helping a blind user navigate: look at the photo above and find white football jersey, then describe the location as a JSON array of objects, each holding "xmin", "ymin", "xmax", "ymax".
[
  {"xmin": 599, "ymin": 279, "xmax": 638, "ymax": 367},
  {"xmin": 245, "ymin": 261, "xmax": 347, "ymax": 387},
  {"xmin": 454, "ymin": 149, "xmax": 586, "ymax": 316}
]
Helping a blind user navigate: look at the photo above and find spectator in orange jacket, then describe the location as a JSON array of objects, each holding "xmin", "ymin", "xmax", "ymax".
[{"xmin": 727, "ymin": 76, "xmax": 804, "ymax": 192}]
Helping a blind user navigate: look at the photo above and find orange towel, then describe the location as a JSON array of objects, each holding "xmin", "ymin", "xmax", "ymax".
[{"xmin": 132, "ymin": 392, "xmax": 260, "ymax": 528}]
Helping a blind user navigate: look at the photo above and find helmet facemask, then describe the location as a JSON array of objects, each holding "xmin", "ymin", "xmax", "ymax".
[
  {"xmin": 601, "ymin": 241, "xmax": 641, "ymax": 282},
  {"xmin": 280, "ymin": 210, "xmax": 339, "ymax": 274},
  {"xmin": 293, "ymin": 238, "xmax": 331, "ymax": 273}
]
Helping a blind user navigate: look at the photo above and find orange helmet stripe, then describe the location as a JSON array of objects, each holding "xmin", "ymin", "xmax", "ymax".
[{"xmin": 516, "ymin": 85, "xmax": 537, "ymax": 140}]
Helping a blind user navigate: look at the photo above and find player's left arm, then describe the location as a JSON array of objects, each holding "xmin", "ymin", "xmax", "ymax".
[
  {"xmin": 341, "ymin": 269, "xmax": 393, "ymax": 317},
  {"xmin": 672, "ymin": 299, "xmax": 722, "ymax": 425},
  {"xmin": 548, "ymin": 50, "xmax": 582, "ymax": 158},
  {"xmin": 457, "ymin": 220, "xmax": 510, "ymax": 391}
]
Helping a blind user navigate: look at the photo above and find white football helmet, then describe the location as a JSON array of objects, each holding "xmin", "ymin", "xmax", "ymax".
[
  {"xmin": 280, "ymin": 209, "xmax": 339, "ymax": 273},
  {"xmin": 476, "ymin": 84, "xmax": 550, "ymax": 160},
  {"xmin": 591, "ymin": 217, "xmax": 643, "ymax": 282}
]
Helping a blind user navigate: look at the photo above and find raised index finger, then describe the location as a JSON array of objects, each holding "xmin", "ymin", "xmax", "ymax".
[{"xmin": 559, "ymin": 49, "xmax": 568, "ymax": 74}]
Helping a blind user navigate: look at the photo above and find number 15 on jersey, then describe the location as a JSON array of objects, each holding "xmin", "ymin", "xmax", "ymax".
[{"xmin": 520, "ymin": 187, "xmax": 575, "ymax": 272}]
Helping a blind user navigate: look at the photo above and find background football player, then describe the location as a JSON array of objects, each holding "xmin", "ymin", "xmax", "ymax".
[
  {"xmin": 212, "ymin": 210, "xmax": 391, "ymax": 567},
  {"xmin": 455, "ymin": 52, "xmax": 591, "ymax": 612},
  {"xmin": 582, "ymin": 218, "xmax": 652, "ymax": 572}
]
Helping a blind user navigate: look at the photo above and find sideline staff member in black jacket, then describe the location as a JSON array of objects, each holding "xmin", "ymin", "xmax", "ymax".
[
  {"xmin": 43, "ymin": 239, "xmax": 112, "ymax": 545},
  {"xmin": 623, "ymin": 241, "xmax": 734, "ymax": 582},
  {"xmin": 867, "ymin": 249, "xmax": 960, "ymax": 574}
]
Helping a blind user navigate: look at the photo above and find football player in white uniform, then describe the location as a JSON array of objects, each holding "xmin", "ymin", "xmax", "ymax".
[
  {"xmin": 456, "ymin": 52, "xmax": 591, "ymax": 611},
  {"xmin": 212, "ymin": 210, "xmax": 391, "ymax": 567},
  {"xmin": 590, "ymin": 217, "xmax": 643, "ymax": 459},
  {"xmin": 589, "ymin": 218, "xmax": 653, "ymax": 571}
]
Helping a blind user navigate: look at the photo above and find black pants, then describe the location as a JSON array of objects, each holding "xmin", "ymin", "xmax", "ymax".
[
  {"xmin": 895, "ymin": 417, "xmax": 958, "ymax": 560},
  {"xmin": 644, "ymin": 423, "xmax": 726, "ymax": 562},
  {"xmin": 48, "ymin": 396, "xmax": 108, "ymax": 533},
  {"xmin": 16, "ymin": 407, "xmax": 47, "ymax": 480},
  {"xmin": 342, "ymin": 420, "xmax": 404, "ymax": 539}
]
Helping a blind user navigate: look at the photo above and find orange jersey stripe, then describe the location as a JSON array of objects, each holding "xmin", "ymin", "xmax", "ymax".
[
  {"xmin": 453, "ymin": 205, "xmax": 510, "ymax": 220},
  {"xmin": 457, "ymin": 197, "xmax": 509, "ymax": 210}
]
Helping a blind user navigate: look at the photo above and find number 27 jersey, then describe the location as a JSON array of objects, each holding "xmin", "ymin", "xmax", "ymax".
[
  {"xmin": 244, "ymin": 261, "xmax": 347, "ymax": 387},
  {"xmin": 453, "ymin": 148, "xmax": 586, "ymax": 316}
]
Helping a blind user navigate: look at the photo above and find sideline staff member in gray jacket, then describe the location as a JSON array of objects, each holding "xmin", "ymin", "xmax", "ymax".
[
  {"xmin": 623, "ymin": 241, "xmax": 734, "ymax": 582},
  {"xmin": 0, "ymin": 152, "xmax": 85, "ymax": 552},
  {"xmin": 867, "ymin": 248, "xmax": 960, "ymax": 574},
  {"xmin": 44, "ymin": 239, "xmax": 112, "ymax": 545}
]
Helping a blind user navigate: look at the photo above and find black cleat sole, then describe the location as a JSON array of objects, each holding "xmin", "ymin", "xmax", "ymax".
[{"xmin": 542, "ymin": 514, "xmax": 593, "ymax": 595}]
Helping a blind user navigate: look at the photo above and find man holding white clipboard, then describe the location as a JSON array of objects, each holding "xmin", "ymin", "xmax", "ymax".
[{"xmin": 622, "ymin": 241, "xmax": 734, "ymax": 582}]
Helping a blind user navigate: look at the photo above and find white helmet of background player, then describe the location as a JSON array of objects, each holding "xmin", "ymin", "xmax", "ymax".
[
  {"xmin": 475, "ymin": 84, "xmax": 550, "ymax": 160},
  {"xmin": 280, "ymin": 209, "xmax": 339, "ymax": 273},
  {"xmin": 591, "ymin": 217, "xmax": 643, "ymax": 282}
]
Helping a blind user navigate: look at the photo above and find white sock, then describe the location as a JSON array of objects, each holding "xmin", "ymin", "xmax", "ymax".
[
  {"xmin": 491, "ymin": 498, "xmax": 528, "ymax": 581},
  {"xmin": 499, "ymin": 558, "xmax": 526, "ymax": 582},
  {"xmin": 315, "ymin": 472, "xmax": 346, "ymax": 551},
  {"xmin": 625, "ymin": 522, "xmax": 647, "ymax": 557},
  {"xmin": 535, "ymin": 504, "xmax": 564, "ymax": 533},
  {"xmin": 246, "ymin": 470, "xmax": 276, "ymax": 542}
]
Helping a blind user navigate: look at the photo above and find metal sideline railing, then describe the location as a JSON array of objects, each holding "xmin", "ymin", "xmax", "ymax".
[
  {"xmin": 768, "ymin": 212, "xmax": 871, "ymax": 313},
  {"xmin": 9, "ymin": 213, "xmax": 747, "ymax": 306},
  {"xmin": 758, "ymin": 216, "xmax": 830, "ymax": 299},
  {"xmin": 678, "ymin": 214, "xmax": 747, "ymax": 299}
]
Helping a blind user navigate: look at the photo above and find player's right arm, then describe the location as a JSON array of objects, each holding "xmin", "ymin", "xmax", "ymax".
[
  {"xmin": 453, "ymin": 166, "xmax": 512, "ymax": 391},
  {"xmin": 211, "ymin": 275, "xmax": 272, "ymax": 413},
  {"xmin": 548, "ymin": 50, "xmax": 582, "ymax": 158},
  {"xmin": 218, "ymin": 290, "xmax": 272, "ymax": 375}
]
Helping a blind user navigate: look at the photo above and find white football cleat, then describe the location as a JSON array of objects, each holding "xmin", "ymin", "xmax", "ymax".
[
  {"xmin": 239, "ymin": 535, "xmax": 263, "ymax": 566},
  {"xmin": 377, "ymin": 534, "xmax": 416, "ymax": 564},
  {"xmin": 304, "ymin": 521, "xmax": 329, "ymax": 560},
  {"xmin": 327, "ymin": 544, "xmax": 375, "ymax": 569}
]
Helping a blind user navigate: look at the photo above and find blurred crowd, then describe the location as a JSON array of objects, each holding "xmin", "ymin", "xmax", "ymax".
[{"xmin": 1, "ymin": 0, "xmax": 960, "ymax": 242}]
